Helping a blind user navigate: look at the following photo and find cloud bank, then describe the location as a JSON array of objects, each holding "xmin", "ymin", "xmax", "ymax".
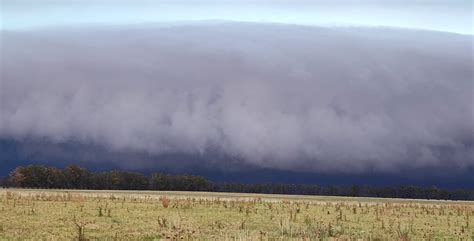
[{"xmin": 1, "ymin": 22, "xmax": 473, "ymax": 172}]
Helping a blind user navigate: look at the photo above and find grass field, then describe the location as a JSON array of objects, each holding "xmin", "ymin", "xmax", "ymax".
[{"xmin": 0, "ymin": 189, "xmax": 473, "ymax": 240}]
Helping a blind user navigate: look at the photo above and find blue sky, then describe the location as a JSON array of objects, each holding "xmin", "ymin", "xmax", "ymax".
[{"xmin": 1, "ymin": 0, "xmax": 472, "ymax": 34}]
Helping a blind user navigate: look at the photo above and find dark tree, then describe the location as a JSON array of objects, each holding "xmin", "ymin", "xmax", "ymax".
[
  {"xmin": 4, "ymin": 164, "xmax": 474, "ymax": 200},
  {"xmin": 63, "ymin": 165, "xmax": 92, "ymax": 189}
]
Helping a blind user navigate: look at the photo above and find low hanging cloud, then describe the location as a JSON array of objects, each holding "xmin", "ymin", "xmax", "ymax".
[{"xmin": 1, "ymin": 22, "xmax": 473, "ymax": 172}]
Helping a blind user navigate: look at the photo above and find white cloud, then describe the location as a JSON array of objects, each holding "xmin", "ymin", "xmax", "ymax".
[{"xmin": 1, "ymin": 22, "xmax": 473, "ymax": 172}]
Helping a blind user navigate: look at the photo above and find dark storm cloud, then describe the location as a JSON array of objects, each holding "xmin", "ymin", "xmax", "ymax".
[{"xmin": 1, "ymin": 22, "xmax": 473, "ymax": 172}]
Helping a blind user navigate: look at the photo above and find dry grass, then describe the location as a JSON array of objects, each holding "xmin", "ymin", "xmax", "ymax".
[{"xmin": 0, "ymin": 188, "xmax": 473, "ymax": 240}]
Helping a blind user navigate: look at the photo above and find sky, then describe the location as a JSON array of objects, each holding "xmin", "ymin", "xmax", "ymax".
[
  {"xmin": 0, "ymin": 0, "xmax": 473, "ymax": 185},
  {"xmin": 1, "ymin": 0, "xmax": 472, "ymax": 34}
]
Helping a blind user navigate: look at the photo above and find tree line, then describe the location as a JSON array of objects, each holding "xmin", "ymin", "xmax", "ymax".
[{"xmin": 1, "ymin": 165, "xmax": 473, "ymax": 200}]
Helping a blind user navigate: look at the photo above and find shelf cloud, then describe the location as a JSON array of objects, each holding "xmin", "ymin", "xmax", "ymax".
[{"xmin": 1, "ymin": 22, "xmax": 473, "ymax": 172}]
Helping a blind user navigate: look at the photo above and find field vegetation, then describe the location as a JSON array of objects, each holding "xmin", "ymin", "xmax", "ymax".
[{"xmin": 1, "ymin": 189, "xmax": 473, "ymax": 240}]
